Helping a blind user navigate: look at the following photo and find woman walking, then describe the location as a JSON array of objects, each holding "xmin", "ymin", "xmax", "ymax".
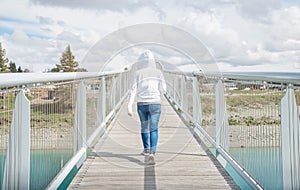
[{"xmin": 127, "ymin": 50, "xmax": 166, "ymax": 164}]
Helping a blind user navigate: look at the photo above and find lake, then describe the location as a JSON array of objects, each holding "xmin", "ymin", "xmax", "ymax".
[{"xmin": 0, "ymin": 149, "xmax": 72, "ymax": 190}]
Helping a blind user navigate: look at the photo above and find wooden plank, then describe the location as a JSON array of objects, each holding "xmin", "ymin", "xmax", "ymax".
[{"xmin": 68, "ymin": 98, "xmax": 239, "ymax": 189}]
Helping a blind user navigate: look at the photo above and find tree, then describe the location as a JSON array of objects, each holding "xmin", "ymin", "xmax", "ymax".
[
  {"xmin": 50, "ymin": 67, "xmax": 60, "ymax": 72},
  {"xmin": 0, "ymin": 42, "xmax": 9, "ymax": 73},
  {"xmin": 51, "ymin": 45, "xmax": 86, "ymax": 72},
  {"xmin": 17, "ymin": 66, "xmax": 23, "ymax": 72},
  {"xmin": 9, "ymin": 61, "xmax": 17, "ymax": 72},
  {"xmin": 53, "ymin": 45, "xmax": 79, "ymax": 72}
]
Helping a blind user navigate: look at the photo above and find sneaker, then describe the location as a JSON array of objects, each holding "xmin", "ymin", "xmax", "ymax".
[
  {"xmin": 148, "ymin": 153, "xmax": 155, "ymax": 165},
  {"xmin": 141, "ymin": 149, "xmax": 150, "ymax": 156}
]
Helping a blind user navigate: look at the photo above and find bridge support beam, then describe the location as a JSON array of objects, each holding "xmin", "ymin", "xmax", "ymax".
[
  {"xmin": 2, "ymin": 90, "xmax": 30, "ymax": 190},
  {"xmin": 281, "ymin": 84, "xmax": 300, "ymax": 190}
]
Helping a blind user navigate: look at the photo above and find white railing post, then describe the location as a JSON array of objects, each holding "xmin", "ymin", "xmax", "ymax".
[
  {"xmin": 102, "ymin": 77, "xmax": 106, "ymax": 123},
  {"xmin": 96, "ymin": 81, "xmax": 102, "ymax": 127},
  {"xmin": 126, "ymin": 72, "xmax": 129, "ymax": 93},
  {"xmin": 181, "ymin": 76, "xmax": 188, "ymax": 111},
  {"xmin": 192, "ymin": 76, "xmax": 202, "ymax": 124},
  {"xmin": 119, "ymin": 75, "xmax": 122, "ymax": 101},
  {"xmin": 96, "ymin": 77, "xmax": 106, "ymax": 127},
  {"xmin": 112, "ymin": 76, "xmax": 116, "ymax": 109},
  {"xmin": 173, "ymin": 76, "xmax": 176, "ymax": 102},
  {"xmin": 165, "ymin": 73, "xmax": 170, "ymax": 95},
  {"xmin": 281, "ymin": 84, "xmax": 300, "ymax": 190},
  {"xmin": 73, "ymin": 82, "xmax": 87, "ymax": 153},
  {"xmin": 180, "ymin": 76, "xmax": 184, "ymax": 108},
  {"xmin": 215, "ymin": 80, "xmax": 229, "ymax": 151},
  {"xmin": 123, "ymin": 73, "xmax": 126, "ymax": 96},
  {"xmin": 2, "ymin": 90, "xmax": 30, "ymax": 190},
  {"xmin": 126, "ymin": 72, "xmax": 129, "ymax": 92}
]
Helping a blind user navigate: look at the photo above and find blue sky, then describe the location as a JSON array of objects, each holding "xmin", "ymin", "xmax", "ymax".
[{"xmin": 0, "ymin": 0, "xmax": 300, "ymax": 72}]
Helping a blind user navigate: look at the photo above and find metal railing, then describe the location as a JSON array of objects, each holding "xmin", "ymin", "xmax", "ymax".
[
  {"xmin": 163, "ymin": 70, "xmax": 300, "ymax": 190},
  {"xmin": 1, "ymin": 69, "xmax": 299, "ymax": 190},
  {"xmin": 0, "ymin": 71, "xmax": 132, "ymax": 189}
]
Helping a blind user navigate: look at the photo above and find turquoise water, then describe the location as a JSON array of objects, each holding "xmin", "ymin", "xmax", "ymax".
[
  {"xmin": 213, "ymin": 147, "xmax": 282, "ymax": 190},
  {"xmin": 0, "ymin": 149, "xmax": 72, "ymax": 190}
]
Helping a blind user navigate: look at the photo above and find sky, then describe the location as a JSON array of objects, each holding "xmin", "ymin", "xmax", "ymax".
[{"xmin": 0, "ymin": 0, "xmax": 300, "ymax": 72}]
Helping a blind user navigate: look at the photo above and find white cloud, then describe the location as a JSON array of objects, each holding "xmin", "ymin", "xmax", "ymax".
[
  {"xmin": 1, "ymin": 30, "xmax": 60, "ymax": 72},
  {"xmin": 0, "ymin": 0, "xmax": 300, "ymax": 72},
  {"xmin": 169, "ymin": 1, "xmax": 300, "ymax": 72},
  {"xmin": 237, "ymin": 0, "xmax": 281, "ymax": 22},
  {"xmin": 0, "ymin": 0, "xmax": 36, "ymax": 20}
]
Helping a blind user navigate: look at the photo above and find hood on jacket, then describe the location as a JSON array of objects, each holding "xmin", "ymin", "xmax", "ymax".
[{"xmin": 136, "ymin": 50, "xmax": 157, "ymax": 70}]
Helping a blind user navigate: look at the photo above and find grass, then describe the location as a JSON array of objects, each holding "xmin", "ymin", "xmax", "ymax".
[
  {"xmin": 228, "ymin": 115, "xmax": 280, "ymax": 126},
  {"xmin": 225, "ymin": 90, "xmax": 283, "ymax": 126},
  {"xmin": 30, "ymin": 111, "xmax": 74, "ymax": 129},
  {"xmin": 0, "ymin": 86, "xmax": 76, "ymax": 129},
  {"xmin": 198, "ymin": 89, "xmax": 285, "ymax": 127},
  {"xmin": 0, "ymin": 90, "xmax": 115, "ymax": 130},
  {"xmin": 226, "ymin": 90, "xmax": 284, "ymax": 109}
]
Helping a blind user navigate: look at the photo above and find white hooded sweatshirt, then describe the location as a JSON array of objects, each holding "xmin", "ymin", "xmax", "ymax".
[{"xmin": 127, "ymin": 50, "xmax": 167, "ymax": 114}]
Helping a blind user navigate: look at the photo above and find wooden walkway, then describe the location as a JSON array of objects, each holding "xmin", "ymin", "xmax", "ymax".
[{"xmin": 68, "ymin": 98, "xmax": 238, "ymax": 189}]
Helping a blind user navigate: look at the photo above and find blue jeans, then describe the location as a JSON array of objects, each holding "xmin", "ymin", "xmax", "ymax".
[{"xmin": 137, "ymin": 104, "xmax": 161, "ymax": 154}]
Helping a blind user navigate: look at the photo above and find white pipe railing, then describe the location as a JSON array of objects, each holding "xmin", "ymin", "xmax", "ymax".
[
  {"xmin": 0, "ymin": 70, "xmax": 132, "ymax": 189},
  {"xmin": 0, "ymin": 71, "xmax": 122, "ymax": 88},
  {"xmin": 1, "ymin": 69, "xmax": 299, "ymax": 189},
  {"xmin": 163, "ymin": 70, "xmax": 300, "ymax": 190},
  {"xmin": 163, "ymin": 70, "xmax": 300, "ymax": 85},
  {"xmin": 222, "ymin": 72, "xmax": 300, "ymax": 85}
]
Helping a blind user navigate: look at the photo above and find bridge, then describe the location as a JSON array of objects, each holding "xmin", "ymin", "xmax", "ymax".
[
  {"xmin": 0, "ymin": 68, "xmax": 300, "ymax": 190},
  {"xmin": 68, "ymin": 97, "xmax": 236, "ymax": 189}
]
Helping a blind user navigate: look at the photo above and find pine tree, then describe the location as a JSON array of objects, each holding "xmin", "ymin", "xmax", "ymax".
[
  {"xmin": 9, "ymin": 61, "xmax": 17, "ymax": 72},
  {"xmin": 17, "ymin": 66, "xmax": 23, "ymax": 72},
  {"xmin": 0, "ymin": 42, "xmax": 9, "ymax": 73},
  {"xmin": 50, "ymin": 67, "xmax": 59, "ymax": 72},
  {"xmin": 55, "ymin": 45, "xmax": 79, "ymax": 72}
]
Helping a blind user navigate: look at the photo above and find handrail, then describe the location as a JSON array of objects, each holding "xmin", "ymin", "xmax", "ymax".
[
  {"xmin": 3, "ymin": 71, "xmax": 297, "ymax": 89},
  {"xmin": 222, "ymin": 72, "xmax": 300, "ymax": 85},
  {"xmin": 0, "ymin": 71, "xmax": 124, "ymax": 88},
  {"xmin": 163, "ymin": 70, "xmax": 300, "ymax": 85}
]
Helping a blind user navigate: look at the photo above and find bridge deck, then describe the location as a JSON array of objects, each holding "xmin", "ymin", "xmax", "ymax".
[{"xmin": 68, "ymin": 98, "xmax": 238, "ymax": 189}]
